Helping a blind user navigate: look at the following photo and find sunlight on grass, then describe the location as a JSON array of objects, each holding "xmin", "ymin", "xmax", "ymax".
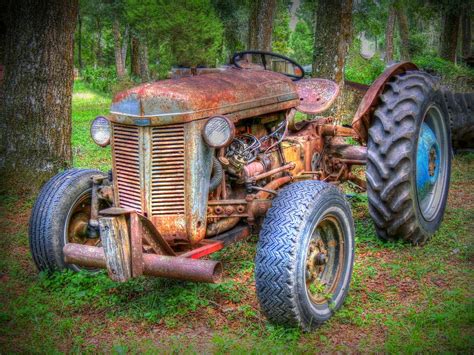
[{"xmin": 71, "ymin": 80, "xmax": 112, "ymax": 171}]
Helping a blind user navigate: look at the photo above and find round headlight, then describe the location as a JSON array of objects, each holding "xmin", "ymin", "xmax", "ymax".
[
  {"xmin": 90, "ymin": 116, "xmax": 111, "ymax": 147},
  {"xmin": 202, "ymin": 116, "xmax": 235, "ymax": 148}
]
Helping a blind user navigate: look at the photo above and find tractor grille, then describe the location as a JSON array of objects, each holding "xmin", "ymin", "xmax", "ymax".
[
  {"xmin": 112, "ymin": 124, "xmax": 142, "ymax": 212},
  {"xmin": 150, "ymin": 124, "xmax": 186, "ymax": 216}
]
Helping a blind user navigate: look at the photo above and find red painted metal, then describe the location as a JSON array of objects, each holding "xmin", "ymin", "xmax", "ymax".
[
  {"xmin": 179, "ymin": 241, "xmax": 225, "ymax": 259},
  {"xmin": 352, "ymin": 62, "xmax": 418, "ymax": 143}
]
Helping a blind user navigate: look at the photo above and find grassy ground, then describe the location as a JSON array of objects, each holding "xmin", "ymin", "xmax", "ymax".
[{"xmin": 0, "ymin": 81, "xmax": 473, "ymax": 353}]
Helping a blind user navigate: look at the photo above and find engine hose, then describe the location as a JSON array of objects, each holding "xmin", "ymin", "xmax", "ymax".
[{"xmin": 209, "ymin": 157, "xmax": 223, "ymax": 192}]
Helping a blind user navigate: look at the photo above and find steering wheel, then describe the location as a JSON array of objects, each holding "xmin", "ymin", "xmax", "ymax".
[{"xmin": 232, "ymin": 50, "xmax": 305, "ymax": 81}]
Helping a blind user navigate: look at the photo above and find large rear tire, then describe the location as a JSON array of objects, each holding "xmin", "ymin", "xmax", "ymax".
[
  {"xmin": 367, "ymin": 71, "xmax": 452, "ymax": 245},
  {"xmin": 29, "ymin": 168, "xmax": 106, "ymax": 272},
  {"xmin": 443, "ymin": 90, "xmax": 474, "ymax": 151},
  {"xmin": 255, "ymin": 181, "xmax": 354, "ymax": 330}
]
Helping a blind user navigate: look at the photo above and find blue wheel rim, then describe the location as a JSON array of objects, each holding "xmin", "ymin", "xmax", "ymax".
[{"xmin": 415, "ymin": 105, "xmax": 449, "ymax": 221}]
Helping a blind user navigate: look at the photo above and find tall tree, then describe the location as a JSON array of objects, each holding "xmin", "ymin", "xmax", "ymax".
[
  {"xmin": 395, "ymin": 3, "xmax": 410, "ymax": 60},
  {"xmin": 112, "ymin": 19, "xmax": 129, "ymax": 79},
  {"xmin": 440, "ymin": 10, "xmax": 461, "ymax": 62},
  {"xmin": 385, "ymin": 4, "xmax": 396, "ymax": 63},
  {"xmin": 312, "ymin": 0, "xmax": 353, "ymax": 86},
  {"xmin": 138, "ymin": 43, "xmax": 150, "ymax": 81},
  {"xmin": 0, "ymin": 0, "xmax": 78, "ymax": 193},
  {"xmin": 131, "ymin": 34, "xmax": 140, "ymax": 77},
  {"xmin": 461, "ymin": 9, "xmax": 471, "ymax": 58},
  {"xmin": 248, "ymin": 0, "xmax": 277, "ymax": 51}
]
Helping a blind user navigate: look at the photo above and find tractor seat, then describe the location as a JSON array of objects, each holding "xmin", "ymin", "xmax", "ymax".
[{"xmin": 295, "ymin": 78, "xmax": 340, "ymax": 115}]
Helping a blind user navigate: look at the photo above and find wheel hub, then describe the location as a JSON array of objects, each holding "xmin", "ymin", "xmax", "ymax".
[{"xmin": 416, "ymin": 122, "xmax": 440, "ymax": 201}]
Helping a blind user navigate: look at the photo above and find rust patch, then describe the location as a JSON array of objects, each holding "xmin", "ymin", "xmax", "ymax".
[{"xmin": 295, "ymin": 78, "xmax": 340, "ymax": 114}]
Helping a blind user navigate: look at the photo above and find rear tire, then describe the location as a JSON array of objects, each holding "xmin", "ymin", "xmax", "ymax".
[
  {"xmin": 29, "ymin": 168, "xmax": 105, "ymax": 272},
  {"xmin": 367, "ymin": 71, "xmax": 452, "ymax": 245},
  {"xmin": 443, "ymin": 90, "xmax": 474, "ymax": 150},
  {"xmin": 255, "ymin": 181, "xmax": 354, "ymax": 330}
]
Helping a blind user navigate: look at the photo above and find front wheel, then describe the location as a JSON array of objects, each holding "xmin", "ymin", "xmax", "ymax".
[
  {"xmin": 29, "ymin": 169, "xmax": 107, "ymax": 272},
  {"xmin": 255, "ymin": 181, "xmax": 355, "ymax": 330}
]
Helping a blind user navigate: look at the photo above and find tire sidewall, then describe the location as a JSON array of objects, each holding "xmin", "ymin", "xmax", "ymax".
[
  {"xmin": 295, "ymin": 189, "xmax": 355, "ymax": 327},
  {"xmin": 49, "ymin": 174, "xmax": 96, "ymax": 270},
  {"xmin": 411, "ymin": 89, "xmax": 451, "ymax": 236}
]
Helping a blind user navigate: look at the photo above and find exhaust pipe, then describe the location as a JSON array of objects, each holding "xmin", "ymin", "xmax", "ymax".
[{"xmin": 63, "ymin": 243, "xmax": 222, "ymax": 283}]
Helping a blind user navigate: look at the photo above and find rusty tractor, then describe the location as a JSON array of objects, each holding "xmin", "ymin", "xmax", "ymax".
[{"xmin": 30, "ymin": 51, "xmax": 452, "ymax": 329}]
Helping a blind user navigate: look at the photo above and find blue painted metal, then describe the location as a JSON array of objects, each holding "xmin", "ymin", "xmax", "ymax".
[{"xmin": 416, "ymin": 123, "xmax": 440, "ymax": 201}]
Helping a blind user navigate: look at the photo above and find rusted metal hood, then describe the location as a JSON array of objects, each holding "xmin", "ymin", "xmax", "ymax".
[{"xmin": 110, "ymin": 68, "xmax": 299, "ymax": 124}]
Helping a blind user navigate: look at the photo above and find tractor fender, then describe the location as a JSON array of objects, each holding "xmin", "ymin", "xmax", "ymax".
[{"xmin": 352, "ymin": 62, "xmax": 418, "ymax": 143}]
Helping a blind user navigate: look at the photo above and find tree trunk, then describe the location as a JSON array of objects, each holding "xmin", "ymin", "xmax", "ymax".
[
  {"xmin": 312, "ymin": 0, "xmax": 353, "ymax": 86},
  {"xmin": 385, "ymin": 5, "xmax": 396, "ymax": 63},
  {"xmin": 131, "ymin": 35, "xmax": 140, "ymax": 77},
  {"xmin": 77, "ymin": 10, "xmax": 82, "ymax": 70},
  {"xmin": 440, "ymin": 12, "xmax": 461, "ymax": 62},
  {"xmin": 395, "ymin": 5, "xmax": 410, "ymax": 61},
  {"xmin": 139, "ymin": 41, "xmax": 150, "ymax": 82},
  {"xmin": 121, "ymin": 25, "xmax": 129, "ymax": 68},
  {"xmin": 0, "ymin": 0, "xmax": 77, "ymax": 193},
  {"xmin": 248, "ymin": 0, "xmax": 277, "ymax": 51},
  {"xmin": 113, "ymin": 19, "xmax": 126, "ymax": 79},
  {"xmin": 461, "ymin": 12, "xmax": 471, "ymax": 58}
]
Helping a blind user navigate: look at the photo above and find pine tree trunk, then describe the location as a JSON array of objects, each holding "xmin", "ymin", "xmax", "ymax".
[
  {"xmin": 0, "ymin": 0, "xmax": 77, "ymax": 193},
  {"xmin": 395, "ymin": 5, "xmax": 410, "ymax": 61},
  {"xmin": 312, "ymin": 0, "xmax": 353, "ymax": 86},
  {"xmin": 461, "ymin": 12, "xmax": 471, "ymax": 58},
  {"xmin": 440, "ymin": 12, "xmax": 461, "ymax": 62},
  {"xmin": 248, "ymin": 0, "xmax": 277, "ymax": 51},
  {"xmin": 139, "ymin": 42, "xmax": 150, "ymax": 82},
  {"xmin": 385, "ymin": 5, "xmax": 396, "ymax": 63},
  {"xmin": 131, "ymin": 35, "xmax": 140, "ymax": 77},
  {"xmin": 113, "ymin": 19, "xmax": 126, "ymax": 79}
]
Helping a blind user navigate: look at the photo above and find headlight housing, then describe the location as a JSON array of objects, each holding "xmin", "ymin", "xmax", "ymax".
[
  {"xmin": 202, "ymin": 116, "xmax": 235, "ymax": 148},
  {"xmin": 90, "ymin": 116, "xmax": 111, "ymax": 147}
]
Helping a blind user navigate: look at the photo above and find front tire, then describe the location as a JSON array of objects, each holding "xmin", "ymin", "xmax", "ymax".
[
  {"xmin": 29, "ymin": 168, "xmax": 106, "ymax": 272},
  {"xmin": 255, "ymin": 181, "xmax": 355, "ymax": 330},
  {"xmin": 367, "ymin": 71, "xmax": 452, "ymax": 245}
]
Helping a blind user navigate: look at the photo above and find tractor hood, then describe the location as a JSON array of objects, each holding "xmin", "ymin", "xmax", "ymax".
[{"xmin": 110, "ymin": 68, "xmax": 300, "ymax": 126}]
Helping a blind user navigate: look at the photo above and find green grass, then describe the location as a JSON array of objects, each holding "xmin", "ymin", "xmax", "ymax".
[
  {"xmin": 0, "ymin": 81, "xmax": 473, "ymax": 352},
  {"xmin": 71, "ymin": 80, "xmax": 112, "ymax": 171}
]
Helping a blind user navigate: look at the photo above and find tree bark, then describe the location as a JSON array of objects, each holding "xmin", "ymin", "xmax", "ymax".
[
  {"xmin": 113, "ymin": 19, "xmax": 127, "ymax": 79},
  {"xmin": 248, "ymin": 0, "xmax": 277, "ymax": 51},
  {"xmin": 312, "ymin": 0, "xmax": 353, "ymax": 86},
  {"xmin": 395, "ymin": 5, "xmax": 410, "ymax": 61},
  {"xmin": 0, "ymin": 0, "xmax": 77, "ymax": 193},
  {"xmin": 139, "ymin": 41, "xmax": 150, "ymax": 82},
  {"xmin": 440, "ymin": 11, "xmax": 461, "ymax": 62},
  {"xmin": 385, "ymin": 5, "xmax": 396, "ymax": 63},
  {"xmin": 461, "ymin": 12, "xmax": 471, "ymax": 58},
  {"xmin": 131, "ymin": 35, "xmax": 140, "ymax": 77}
]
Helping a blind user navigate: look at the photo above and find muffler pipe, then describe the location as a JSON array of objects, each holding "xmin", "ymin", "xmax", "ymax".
[{"xmin": 63, "ymin": 244, "xmax": 222, "ymax": 283}]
